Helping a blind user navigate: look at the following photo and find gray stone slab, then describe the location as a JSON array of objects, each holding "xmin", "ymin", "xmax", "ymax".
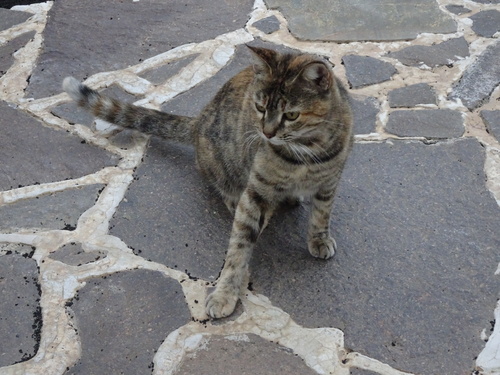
[
  {"xmin": 65, "ymin": 269, "xmax": 190, "ymax": 375},
  {"xmin": 25, "ymin": 0, "xmax": 254, "ymax": 99},
  {"xmin": 449, "ymin": 40, "xmax": 500, "ymax": 110},
  {"xmin": 0, "ymin": 185, "xmax": 104, "ymax": 232},
  {"xmin": 481, "ymin": 110, "xmax": 500, "ymax": 141},
  {"xmin": 139, "ymin": 54, "xmax": 198, "ymax": 85},
  {"xmin": 350, "ymin": 95, "xmax": 380, "ymax": 134},
  {"xmin": 162, "ymin": 40, "xmax": 301, "ymax": 118},
  {"xmin": 386, "ymin": 109, "xmax": 464, "ymax": 138},
  {"xmin": 0, "ymin": 8, "xmax": 31, "ymax": 31},
  {"xmin": 265, "ymin": 0, "xmax": 456, "ymax": 42},
  {"xmin": 342, "ymin": 55, "xmax": 397, "ymax": 89},
  {"xmin": 472, "ymin": 0, "xmax": 500, "ymax": 3},
  {"xmin": 0, "ymin": 31, "xmax": 35, "ymax": 77},
  {"xmin": 250, "ymin": 138, "xmax": 500, "ymax": 375},
  {"xmin": 110, "ymin": 138, "xmax": 232, "ymax": 280},
  {"xmin": 0, "ymin": 254, "xmax": 41, "ymax": 366},
  {"xmin": 0, "ymin": 101, "xmax": 119, "ymax": 190},
  {"xmin": 251, "ymin": 15, "xmax": 281, "ymax": 34},
  {"xmin": 387, "ymin": 36, "xmax": 469, "ymax": 67},
  {"xmin": 388, "ymin": 83, "xmax": 437, "ymax": 108},
  {"xmin": 470, "ymin": 10, "xmax": 500, "ymax": 38},
  {"xmin": 445, "ymin": 5, "xmax": 471, "ymax": 15},
  {"xmin": 49, "ymin": 242, "xmax": 107, "ymax": 266},
  {"xmin": 176, "ymin": 334, "xmax": 317, "ymax": 374}
]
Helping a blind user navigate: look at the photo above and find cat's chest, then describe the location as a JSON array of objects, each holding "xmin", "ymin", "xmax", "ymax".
[{"xmin": 256, "ymin": 161, "xmax": 327, "ymax": 196}]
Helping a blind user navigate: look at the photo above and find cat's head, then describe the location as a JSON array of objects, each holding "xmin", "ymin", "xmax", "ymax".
[{"xmin": 247, "ymin": 46, "xmax": 343, "ymax": 148}]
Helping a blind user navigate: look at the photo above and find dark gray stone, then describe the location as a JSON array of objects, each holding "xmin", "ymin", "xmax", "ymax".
[
  {"xmin": 49, "ymin": 243, "xmax": 107, "ymax": 266},
  {"xmin": 342, "ymin": 55, "xmax": 397, "ymax": 89},
  {"xmin": 176, "ymin": 334, "xmax": 317, "ymax": 374},
  {"xmin": 388, "ymin": 83, "xmax": 437, "ymax": 108},
  {"xmin": 0, "ymin": 254, "xmax": 41, "ymax": 366},
  {"xmin": 386, "ymin": 109, "xmax": 464, "ymax": 138},
  {"xmin": 25, "ymin": 0, "xmax": 254, "ymax": 98},
  {"xmin": 252, "ymin": 15, "xmax": 281, "ymax": 34},
  {"xmin": 387, "ymin": 37, "xmax": 469, "ymax": 67},
  {"xmin": 445, "ymin": 5, "xmax": 471, "ymax": 15},
  {"xmin": 139, "ymin": 54, "xmax": 198, "ymax": 85},
  {"xmin": 481, "ymin": 110, "xmax": 500, "ymax": 141},
  {"xmin": 0, "ymin": 8, "xmax": 31, "ymax": 31},
  {"xmin": 110, "ymin": 138, "xmax": 232, "ymax": 280},
  {"xmin": 449, "ymin": 40, "xmax": 500, "ymax": 110},
  {"xmin": 50, "ymin": 103, "xmax": 94, "ymax": 127},
  {"xmin": 0, "ymin": 185, "xmax": 104, "ymax": 232},
  {"xmin": 250, "ymin": 139, "xmax": 500, "ymax": 375},
  {"xmin": 0, "ymin": 101, "xmax": 119, "ymax": 190},
  {"xmin": 350, "ymin": 95, "xmax": 380, "ymax": 134},
  {"xmin": 0, "ymin": 31, "xmax": 35, "ymax": 77},
  {"xmin": 66, "ymin": 270, "xmax": 190, "ymax": 375},
  {"xmin": 162, "ymin": 40, "xmax": 300, "ymax": 118},
  {"xmin": 470, "ymin": 10, "xmax": 500, "ymax": 38},
  {"xmin": 265, "ymin": 0, "xmax": 456, "ymax": 42}
]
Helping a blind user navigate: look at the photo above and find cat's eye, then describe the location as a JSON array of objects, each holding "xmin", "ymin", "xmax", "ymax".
[
  {"xmin": 284, "ymin": 111, "xmax": 300, "ymax": 121},
  {"xmin": 255, "ymin": 103, "xmax": 266, "ymax": 113}
]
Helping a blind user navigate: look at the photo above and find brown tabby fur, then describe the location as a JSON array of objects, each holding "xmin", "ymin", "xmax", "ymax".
[{"xmin": 63, "ymin": 46, "xmax": 353, "ymax": 318}]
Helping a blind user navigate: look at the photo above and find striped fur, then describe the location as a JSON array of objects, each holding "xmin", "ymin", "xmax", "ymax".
[{"xmin": 63, "ymin": 46, "xmax": 353, "ymax": 319}]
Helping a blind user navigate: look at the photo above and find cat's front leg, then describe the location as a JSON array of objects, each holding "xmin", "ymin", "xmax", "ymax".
[
  {"xmin": 206, "ymin": 186, "xmax": 272, "ymax": 318},
  {"xmin": 307, "ymin": 188, "xmax": 337, "ymax": 259}
]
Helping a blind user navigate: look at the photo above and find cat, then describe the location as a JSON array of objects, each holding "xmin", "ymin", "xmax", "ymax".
[{"xmin": 63, "ymin": 46, "xmax": 354, "ymax": 319}]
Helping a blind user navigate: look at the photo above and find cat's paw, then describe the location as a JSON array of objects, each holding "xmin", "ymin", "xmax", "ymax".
[
  {"xmin": 308, "ymin": 236, "xmax": 337, "ymax": 259},
  {"xmin": 205, "ymin": 289, "xmax": 238, "ymax": 319}
]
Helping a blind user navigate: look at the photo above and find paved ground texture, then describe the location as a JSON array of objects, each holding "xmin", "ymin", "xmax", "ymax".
[{"xmin": 1, "ymin": 1, "xmax": 500, "ymax": 374}]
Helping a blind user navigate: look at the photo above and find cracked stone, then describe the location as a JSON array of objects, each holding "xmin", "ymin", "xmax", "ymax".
[
  {"xmin": 0, "ymin": 8, "xmax": 31, "ymax": 31},
  {"xmin": 350, "ymin": 95, "xmax": 380, "ymax": 134},
  {"xmin": 388, "ymin": 83, "xmax": 437, "ymax": 108},
  {"xmin": 386, "ymin": 36, "xmax": 469, "ymax": 67},
  {"xmin": 49, "ymin": 243, "xmax": 107, "ymax": 266},
  {"xmin": 481, "ymin": 110, "xmax": 500, "ymax": 141},
  {"xmin": 162, "ymin": 40, "xmax": 300, "ymax": 118},
  {"xmin": 176, "ymin": 334, "xmax": 317, "ymax": 375},
  {"xmin": 139, "ymin": 54, "xmax": 198, "ymax": 85},
  {"xmin": 264, "ymin": 0, "xmax": 456, "ymax": 42},
  {"xmin": 0, "ymin": 31, "xmax": 35, "ymax": 77},
  {"xmin": 342, "ymin": 55, "xmax": 397, "ymax": 89},
  {"xmin": 470, "ymin": 9, "xmax": 500, "ymax": 38},
  {"xmin": 251, "ymin": 138, "xmax": 500, "ymax": 375},
  {"xmin": 251, "ymin": 15, "xmax": 281, "ymax": 34},
  {"xmin": 25, "ymin": 0, "xmax": 254, "ymax": 98},
  {"xmin": 0, "ymin": 185, "xmax": 105, "ymax": 232},
  {"xmin": 386, "ymin": 109, "xmax": 464, "ymax": 138},
  {"xmin": 0, "ymin": 254, "xmax": 41, "ymax": 366},
  {"xmin": 449, "ymin": 40, "xmax": 500, "ymax": 110},
  {"xmin": 445, "ymin": 5, "xmax": 471, "ymax": 15},
  {"xmin": 65, "ymin": 269, "xmax": 190, "ymax": 375},
  {"xmin": 0, "ymin": 101, "xmax": 119, "ymax": 190},
  {"xmin": 110, "ymin": 138, "xmax": 232, "ymax": 280}
]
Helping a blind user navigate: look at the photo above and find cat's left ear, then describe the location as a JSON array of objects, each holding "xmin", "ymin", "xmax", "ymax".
[
  {"xmin": 246, "ymin": 45, "xmax": 277, "ymax": 75},
  {"xmin": 302, "ymin": 62, "xmax": 332, "ymax": 91}
]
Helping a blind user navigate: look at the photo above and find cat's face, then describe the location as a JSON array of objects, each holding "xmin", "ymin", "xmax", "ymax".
[{"xmin": 248, "ymin": 47, "xmax": 336, "ymax": 148}]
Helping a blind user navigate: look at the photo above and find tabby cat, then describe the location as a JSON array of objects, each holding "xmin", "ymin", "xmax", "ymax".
[{"xmin": 63, "ymin": 46, "xmax": 353, "ymax": 319}]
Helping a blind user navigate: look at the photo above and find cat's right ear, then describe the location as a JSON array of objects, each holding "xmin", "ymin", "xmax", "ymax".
[{"xmin": 246, "ymin": 45, "xmax": 276, "ymax": 75}]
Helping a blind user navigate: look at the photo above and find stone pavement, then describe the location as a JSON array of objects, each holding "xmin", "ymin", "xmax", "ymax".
[{"xmin": 0, "ymin": 0, "xmax": 499, "ymax": 374}]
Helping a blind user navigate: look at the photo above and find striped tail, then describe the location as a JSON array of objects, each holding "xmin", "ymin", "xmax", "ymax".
[{"xmin": 62, "ymin": 77, "xmax": 194, "ymax": 144}]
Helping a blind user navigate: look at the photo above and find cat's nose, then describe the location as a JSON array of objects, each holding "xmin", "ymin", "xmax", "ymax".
[{"xmin": 263, "ymin": 130, "xmax": 276, "ymax": 139}]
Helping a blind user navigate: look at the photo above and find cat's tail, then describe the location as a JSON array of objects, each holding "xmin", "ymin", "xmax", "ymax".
[{"xmin": 62, "ymin": 77, "xmax": 194, "ymax": 144}]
